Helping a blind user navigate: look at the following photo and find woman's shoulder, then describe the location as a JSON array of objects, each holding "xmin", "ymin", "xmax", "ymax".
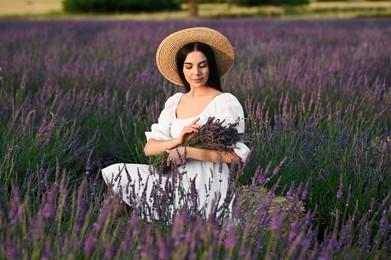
[
  {"xmin": 201, "ymin": 92, "xmax": 245, "ymax": 124},
  {"xmin": 164, "ymin": 92, "xmax": 184, "ymax": 107},
  {"xmin": 216, "ymin": 92, "xmax": 242, "ymax": 107},
  {"xmin": 167, "ymin": 92, "xmax": 184, "ymax": 101},
  {"xmin": 203, "ymin": 92, "xmax": 244, "ymax": 117}
]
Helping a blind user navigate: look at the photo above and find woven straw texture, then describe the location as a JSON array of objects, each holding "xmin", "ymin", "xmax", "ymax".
[
  {"xmin": 235, "ymin": 185, "xmax": 305, "ymax": 234},
  {"xmin": 156, "ymin": 27, "xmax": 234, "ymax": 86}
]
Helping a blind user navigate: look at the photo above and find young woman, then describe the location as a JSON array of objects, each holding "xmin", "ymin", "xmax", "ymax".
[{"xmin": 102, "ymin": 27, "xmax": 250, "ymax": 220}]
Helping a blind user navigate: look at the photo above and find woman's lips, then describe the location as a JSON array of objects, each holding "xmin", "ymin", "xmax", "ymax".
[{"xmin": 193, "ymin": 78, "xmax": 202, "ymax": 83}]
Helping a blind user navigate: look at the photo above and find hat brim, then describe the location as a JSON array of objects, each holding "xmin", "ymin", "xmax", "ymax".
[{"xmin": 156, "ymin": 27, "xmax": 234, "ymax": 86}]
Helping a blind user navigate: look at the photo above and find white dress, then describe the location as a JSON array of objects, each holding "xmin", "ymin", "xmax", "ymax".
[{"xmin": 101, "ymin": 92, "xmax": 250, "ymax": 220}]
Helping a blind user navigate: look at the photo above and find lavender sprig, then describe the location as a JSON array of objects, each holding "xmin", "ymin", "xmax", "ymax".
[{"xmin": 150, "ymin": 117, "xmax": 243, "ymax": 174}]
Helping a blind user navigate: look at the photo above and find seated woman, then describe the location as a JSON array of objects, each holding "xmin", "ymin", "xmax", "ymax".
[{"xmin": 102, "ymin": 27, "xmax": 250, "ymax": 220}]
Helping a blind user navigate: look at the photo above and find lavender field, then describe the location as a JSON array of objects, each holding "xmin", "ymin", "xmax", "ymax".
[{"xmin": 0, "ymin": 19, "xmax": 390, "ymax": 258}]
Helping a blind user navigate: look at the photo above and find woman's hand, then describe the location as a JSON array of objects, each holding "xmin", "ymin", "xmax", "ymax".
[
  {"xmin": 166, "ymin": 147, "xmax": 187, "ymax": 166},
  {"xmin": 166, "ymin": 146, "xmax": 241, "ymax": 166},
  {"xmin": 144, "ymin": 118, "xmax": 199, "ymax": 157},
  {"xmin": 176, "ymin": 117, "xmax": 200, "ymax": 145}
]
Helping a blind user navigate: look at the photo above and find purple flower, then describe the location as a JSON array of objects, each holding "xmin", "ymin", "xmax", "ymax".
[
  {"xmin": 270, "ymin": 211, "xmax": 283, "ymax": 231},
  {"xmin": 4, "ymin": 145, "xmax": 16, "ymax": 161},
  {"xmin": 379, "ymin": 210, "xmax": 389, "ymax": 235},
  {"xmin": 42, "ymin": 202, "xmax": 52, "ymax": 218},
  {"xmin": 5, "ymin": 233, "xmax": 17, "ymax": 259},
  {"xmin": 84, "ymin": 232, "xmax": 97, "ymax": 255},
  {"xmin": 223, "ymin": 236, "xmax": 237, "ymax": 250},
  {"xmin": 273, "ymin": 157, "xmax": 287, "ymax": 175},
  {"xmin": 336, "ymin": 174, "xmax": 343, "ymax": 199}
]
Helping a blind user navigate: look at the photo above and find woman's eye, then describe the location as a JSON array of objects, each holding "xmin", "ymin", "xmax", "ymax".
[{"xmin": 185, "ymin": 66, "xmax": 192, "ymax": 69}]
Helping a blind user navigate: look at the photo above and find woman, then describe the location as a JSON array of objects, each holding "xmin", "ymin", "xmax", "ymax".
[{"xmin": 102, "ymin": 27, "xmax": 250, "ymax": 220}]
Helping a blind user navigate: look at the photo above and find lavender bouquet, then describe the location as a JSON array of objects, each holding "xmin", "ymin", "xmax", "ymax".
[{"xmin": 150, "ymin": 117, "xmax": 243, "ymax": 174}]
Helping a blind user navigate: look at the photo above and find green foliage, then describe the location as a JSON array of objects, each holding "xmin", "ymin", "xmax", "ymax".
[
  {"xmin": 243, "ymin": 91, "xmax": 391, "ymax": 227},
  {"xmin": 197, "ymin": 0, "xmax": 229, "ymax": 3},
  {"xmin": 63, "ymin": 0, "xmax": 181, "ymax": 13},
  {"xmin": 234, "ymin": 0, "xmax": 309, "ymax": 6},
  {"xmin": 0, "ymin": 20, "xmax": 390, "ymax": 257}
]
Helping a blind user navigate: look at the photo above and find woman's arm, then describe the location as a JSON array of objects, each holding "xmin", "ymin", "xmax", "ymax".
[
  {"xmin": 166, "ymin": 146, "xmax": 241, "ymax": 166},
  {"xmin": 144, "ymin": 117, "xmax": 201, "ymax": 157},
  {"xmin": 144, "ymin": 138, "xmax": 181, "ymax": 156}
]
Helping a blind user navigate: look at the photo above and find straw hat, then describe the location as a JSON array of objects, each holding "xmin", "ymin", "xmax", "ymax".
[{"xmin": 156, "ymin": 27, "xmax": 234, "ymax": 86}]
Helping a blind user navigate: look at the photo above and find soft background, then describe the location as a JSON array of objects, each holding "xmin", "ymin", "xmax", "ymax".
[{"xmin": 0, "ymin": 1, "xmax": 390, "ymax": 259}]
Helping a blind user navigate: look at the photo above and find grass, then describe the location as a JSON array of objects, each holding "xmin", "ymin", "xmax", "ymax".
[
  {"xmin": 0, "ymin": 18, "xmax": 390, "ymax": 258},
  {"xmin": 0, "ymin": 1, "xmax": 390, "ymax": 19}
]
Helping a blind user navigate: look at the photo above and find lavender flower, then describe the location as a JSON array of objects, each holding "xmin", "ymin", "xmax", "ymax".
[
  {"xmin": 84, "ymin": 231, "xmax": 97, "ymax": 255},
  {"xmin": 150, "ymin": 117, "xmax": 244, "ymax": 174},
  {"xmin": 336, "ymin": 174, "xmax": 343, "ymax": 199},
  {"xmin": 0, "ymin": 19, "xmax": 390, "ymax": 259}
]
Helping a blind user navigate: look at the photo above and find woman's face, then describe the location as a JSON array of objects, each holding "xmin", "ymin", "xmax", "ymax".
[{"xmin": 183, "ymin": 50, "xmax": 209, "ymax": 89}]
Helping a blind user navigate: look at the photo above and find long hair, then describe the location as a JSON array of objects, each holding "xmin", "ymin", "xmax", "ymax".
[{"xmin": 176, "ymin": 42, "xmax": 222, "ymax": 93}]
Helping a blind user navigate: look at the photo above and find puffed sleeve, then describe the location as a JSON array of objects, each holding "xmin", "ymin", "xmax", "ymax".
[
  {"xmin": 206, "ymin": 93, "xmax": 251, "ymax": 162},
  {"xmin": 145, "ymin": 93, "xmax": 182, "ymax": 141}
]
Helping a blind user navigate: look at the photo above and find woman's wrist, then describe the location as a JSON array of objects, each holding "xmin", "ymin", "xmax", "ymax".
[
  {"xmin": 168, "ymin": 138, "xmax": 180, "ymax": 150},
  {"xmin": 184, "ymin": 146, "xmax": 194, "ymax": 160}
]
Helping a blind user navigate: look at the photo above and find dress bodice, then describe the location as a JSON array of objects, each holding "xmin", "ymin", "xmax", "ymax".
[{"xmin": 145, "ymin": 92, "xmax": 250, "ymax": 162}]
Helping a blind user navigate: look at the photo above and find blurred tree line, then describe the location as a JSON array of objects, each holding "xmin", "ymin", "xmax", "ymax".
[
  {"xmin": 200, "ymin": 0, "xmax": 308, "ymax": 4},
  {"xmin": 63, "ymin": 0, "xmax": 309, "ymax": 14},
  {"xmin": 234, "ymin": 0, "xmax": 308, "ymax": 5},
  {"xmin": 63, "ymin": 0, "xmax": 181, "ymax": 13}
]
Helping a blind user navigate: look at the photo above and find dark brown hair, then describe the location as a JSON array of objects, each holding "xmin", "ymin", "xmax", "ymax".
[{"xmin": 176, "ymin": 42, "xmax": 222, "ymax": 93}]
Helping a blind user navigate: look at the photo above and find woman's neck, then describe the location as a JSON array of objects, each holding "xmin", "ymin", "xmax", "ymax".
[{"xmin": 187, "ymin": 86, "xmax": 219, "ymax": 98}]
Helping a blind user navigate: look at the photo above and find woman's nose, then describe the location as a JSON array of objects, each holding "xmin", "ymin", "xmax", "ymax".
[{"xmin": 193, "ymin": 66, "xmax": 200, "ymax": 75}]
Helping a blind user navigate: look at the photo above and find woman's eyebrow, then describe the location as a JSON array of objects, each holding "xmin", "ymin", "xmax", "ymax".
[{"xmin": 184, "ymin": 60, "xmax": 208, "ymax": 65}]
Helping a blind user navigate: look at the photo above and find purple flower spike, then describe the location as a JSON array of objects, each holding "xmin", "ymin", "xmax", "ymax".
[
  {"xmin": 84, "ymin": 231, "xmax": 97, "ymax": 255},
  {"xmin": 336, "ymin": 174, "xmax": 343, "ymax": 199}
]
